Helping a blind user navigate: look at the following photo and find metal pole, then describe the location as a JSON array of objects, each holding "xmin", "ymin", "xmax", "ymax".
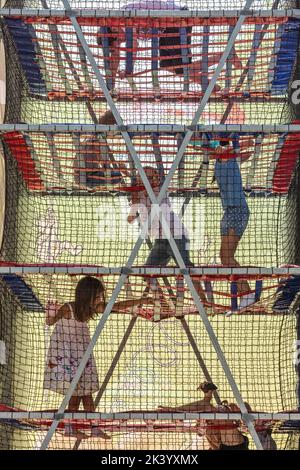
[
  {"xmin": 156, "ymin": 0, "xmax": 256, "ymax": 207},
  {"xmin": 43, "ymin": 0, "xmax": 261, "ymax": 450},
  {"xmin": 180, "ymin": 318, "xmax": 221, "ymax": 405},
  {"xmin": 73, "ymin": 316, "xmax": 138, "ymax": 450}
]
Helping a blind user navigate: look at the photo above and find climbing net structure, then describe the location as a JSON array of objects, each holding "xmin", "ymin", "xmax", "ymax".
[{"xmin": 1, "ymin": 0, "xmax": 300, "ymax": 451}]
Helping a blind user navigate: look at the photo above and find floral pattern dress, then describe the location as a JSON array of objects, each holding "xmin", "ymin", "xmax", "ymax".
[{"xmin": 44, "ymin": 303, "xmax": 99, "ymax": 396}]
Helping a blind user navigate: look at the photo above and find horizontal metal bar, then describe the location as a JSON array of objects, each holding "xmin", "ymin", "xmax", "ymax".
[
  {"xmin": 0, "ymin": 411, "xmax": 299, "ymax": 420},
  {"xmin": 33, "ymin": 190, "xmax": 285, "ymax": 199},
  {"xmin": 0, "ymin": 124, "xmax": 299, "ymax": 133},
  {"xmin": 29, "ymin": 93, "xmax": 287, "ymax": 105},
  {"xmin": 1, "ymin": 9, "xmax": 300, "ymax": 18},
  {"xmin": 0, "ymin": 266, "xmax": 299, "ymax": 276}
]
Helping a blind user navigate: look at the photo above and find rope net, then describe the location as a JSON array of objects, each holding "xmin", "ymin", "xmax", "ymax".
[
  {"xmin": 1, "ymin": 0, "xmax": 298, "ymax": 118},
  {"xmin": 1, "ymin": 129, "xmax": 299, "ymax": 268},
  {"xmin": 0, "ymin": 0, "xmax": 300, "ymax": 451},
  {"xmin": 0, "ymin": 273, "xmax": 298, "ymax": 450}
]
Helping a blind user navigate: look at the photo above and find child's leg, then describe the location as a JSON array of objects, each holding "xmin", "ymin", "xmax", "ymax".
[
  {"xmin": 220, "ymin": 229, "xmax": 249, "ymax": 293},
  {"xmin": 68, "ymin": 395, "xmax": 81, "ymax": 412},
  {"xmin": 173, "ymin": 238, "xmax": 207, "ymax": 314},
  {"xmin": 220, "ymin": 227, "xmax": 256, "ymax": 314},
  {"xmin": 82, "ymin": 395, "xmax": 95, "ymax": 412},
  {"xmin": 145, "ymin": 240, "xmax": 172, "ymax": 319},
  {"xmin": 82, "ymin": 395, "xmax": 111, "ymax": 440},
  {"xmin": 65, "ymin": 395, "xmax": 88, "ymax": 438}
]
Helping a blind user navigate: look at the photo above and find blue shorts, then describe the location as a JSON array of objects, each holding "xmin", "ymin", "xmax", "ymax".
[{"xmin": 221, "ymin": 206, "xmax": 250, "ymax": 238}]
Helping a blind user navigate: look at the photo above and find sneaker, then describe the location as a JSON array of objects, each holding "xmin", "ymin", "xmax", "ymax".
[
  {"xmin": 239, "ymin": 292, "xmax": 256, "ymax": 310},
  {"xmin": 225, "ymin": 310, "xmax": 234, "ymax": 318}
]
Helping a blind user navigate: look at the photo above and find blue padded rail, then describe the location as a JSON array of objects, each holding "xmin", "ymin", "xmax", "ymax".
[
  {"xmin": 5, "ymin": 18, "xmax": 46, "ymax": 94},
  {"xmin": 151, "ymin": 28, "xmax": 159, "ymax": 72},
  {"xmin": 1, "ymin": 274, "xmax": 44, "ymax": 312},
  {"xmin": 271, "ymin": 19, "xmax": 300, "ymax": 95},
  {"xmin": 125, "ymin": 27, "xmax": 134, "ymax": 75}
]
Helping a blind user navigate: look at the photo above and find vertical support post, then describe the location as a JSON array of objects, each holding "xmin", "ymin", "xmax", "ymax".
[
  {"xmin": 231, "ymin": 281, "xmax": 238, "ymax": 312},
  {"xmin": 177, "ymin": 133, "xmax": 185, "ymax": 189},
  {"xmin": 179, "ymin": 27, "xmax": 189, "ymax": 92},
  {"xmin": 151, "ymin": 28, "xmax": 160, "ymax": 93},
  {"xmin": 73, "ymin": 316, "xmax": 138, "ymax": 450},
  {"xmin": 201, "ymin": 26, "xmax": 210, "ymax": 93},
  {"xmin": 99, "ymin": 26, "xmax": 113, "ymax": 91},
  {"xmin": 225, "ymin": 25, "xmax": 235, "ymax": 91},
  {"xmin": 125, "ymin": 27, "xmax": 134, "ymax": 76}
]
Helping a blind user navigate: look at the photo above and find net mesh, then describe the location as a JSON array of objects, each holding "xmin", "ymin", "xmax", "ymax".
[
  {"xmin": 0, "ymin": 0, "xmax": 300, "ymax": 451},
  {"xmin": 0, "ymin": 273, "xmax": 298, "ymax": 450}
]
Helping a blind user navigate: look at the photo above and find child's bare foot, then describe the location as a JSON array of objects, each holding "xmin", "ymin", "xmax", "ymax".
[
  {"xmin": 91, "ymin": 427, "xmax": 111, "ymax": 439},
  {"xmin": 64, "ymin": 427, "xmax": 88, "ymax": 440}
]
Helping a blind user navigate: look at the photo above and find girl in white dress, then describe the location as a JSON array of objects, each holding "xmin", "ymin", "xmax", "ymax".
[{"xmin": 44, "ymin": 275, "xmax": 151, "ymax": 438}]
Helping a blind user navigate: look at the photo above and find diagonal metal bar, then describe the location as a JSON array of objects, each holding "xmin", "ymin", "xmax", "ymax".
[
  {"xmin": 39, "ymin": 0, "xmax": 147, "ymax": 446},
  {"xmin": 180, "ymin": 318, "xmax": 221, "ymax": 405},
  {"xmin": 44, "ymin": 0, "xmax": 263, "ymax": 450},
  {"xmin": 221, "ymin": 0, "xmax": 281, "ymax": 124},
  {"xmin": 40, "ymin": 0, "xmax": 172, "ymax": 448},
  {"xmin": 136, "ymin": 0, "xmax": 263, "ymax": 450},
  {"xmin": 156, "ymin": 0, "xmax": 255, "ymax": 207},
  {"xmin": 73, "ymin": 316, "xmax": 138, "ymax": 450}
]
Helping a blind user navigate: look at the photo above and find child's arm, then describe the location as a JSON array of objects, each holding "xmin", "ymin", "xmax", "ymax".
[
  {"xmin": 114, "ymin": 296, "xmax": 154, "ymax": 310},
  {"xmin": 45, "ymin": 302, "xmax": 68, "ymax": 326},
  {"xmin": 127, "ymin": 198, "xmax": 141, "ymax": 223},
  {"xmin": 158, "ymin": 399, "xmax": 214, "ymax": 413},
  {"xmin": 188, "ymin": 133, "xmax": 220, "ymax": 150},
  {"xmin": 95, "ymin": 296, "xmax": 153, "ymax": 314},
  {"xmin": 211, "ymin": 138, "xmax": 254, "ymax": 162}
]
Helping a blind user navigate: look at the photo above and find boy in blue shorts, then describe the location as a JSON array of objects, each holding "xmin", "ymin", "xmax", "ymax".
[{"xmin": 190, "ymin": 134, "xmax": 255, "ymax": 312}]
